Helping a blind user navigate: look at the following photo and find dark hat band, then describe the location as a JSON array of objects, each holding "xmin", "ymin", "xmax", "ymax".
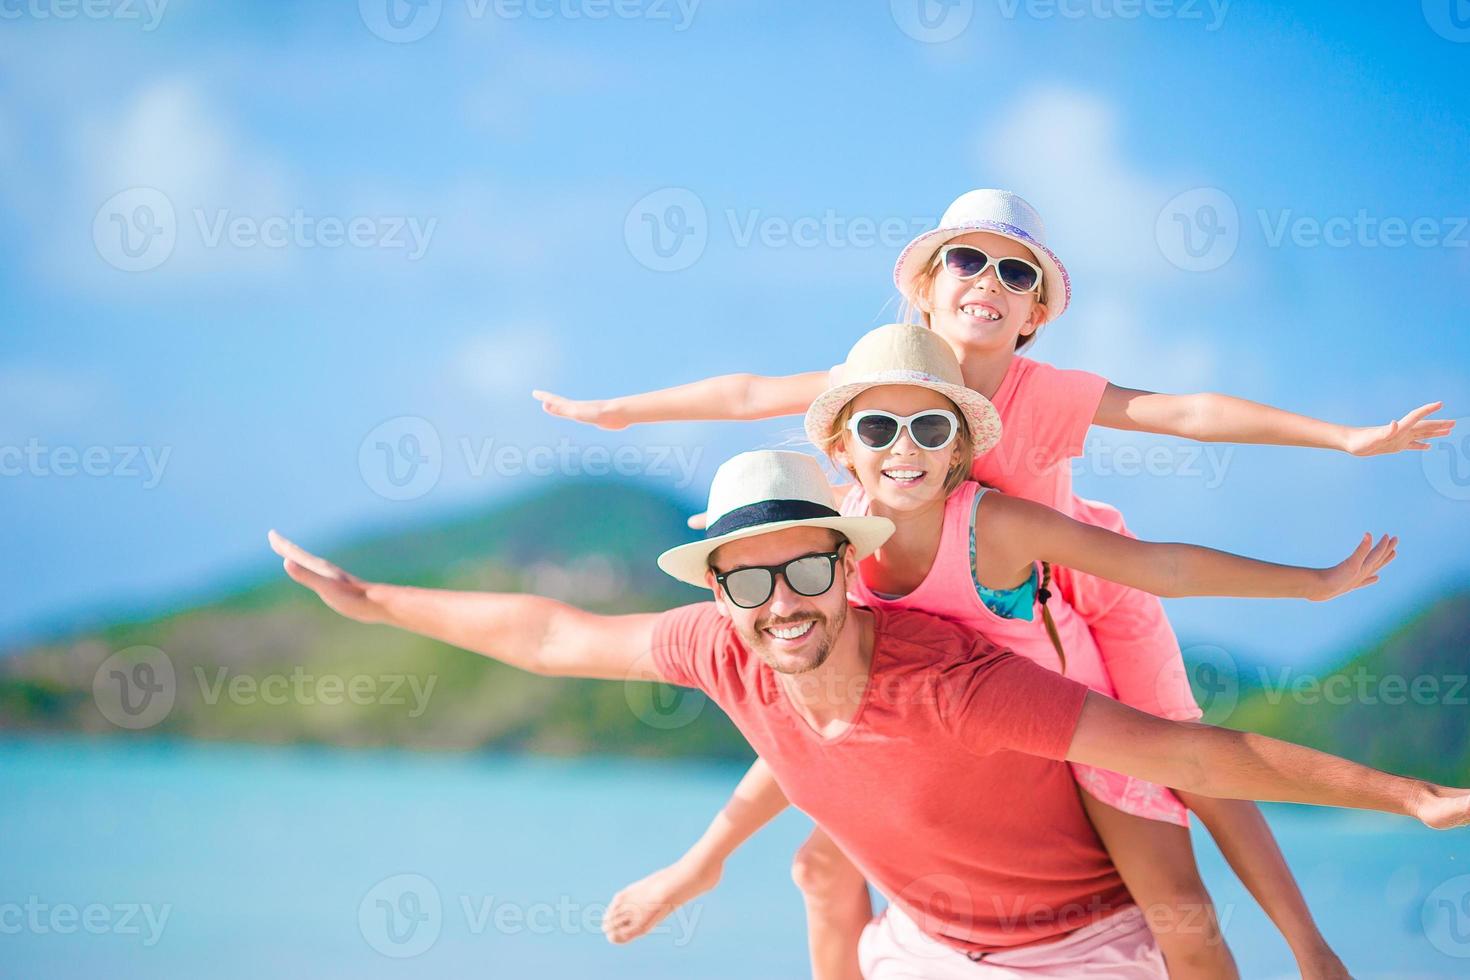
[{"xmin": 704, "ymin": 499, "xmax": 840, "ymax": 539}]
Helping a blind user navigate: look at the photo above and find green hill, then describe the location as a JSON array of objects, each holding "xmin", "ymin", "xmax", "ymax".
[
  {"xmin": 3, "ymin": 478, "xmax": 1465, "ymax": 781},
  {"xmin": 0, "ymin": 479, "xmax": 754, "ymax": 760},
  {"xmin": 1222, "ymin": 591, "xmax": 1470, "ymax": 786}
]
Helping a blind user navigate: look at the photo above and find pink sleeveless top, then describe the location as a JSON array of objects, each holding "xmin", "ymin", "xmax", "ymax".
[{"xmin": 841, "ymin": 481, "xmax": 1116, "ymax": 699}]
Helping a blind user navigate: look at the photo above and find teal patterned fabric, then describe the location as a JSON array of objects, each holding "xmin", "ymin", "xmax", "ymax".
[{"xmin": 970, "ymin": 488, "xmax": 1037, "ymax": 621}]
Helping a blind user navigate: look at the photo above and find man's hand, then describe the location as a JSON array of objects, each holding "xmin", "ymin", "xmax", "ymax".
[
  {"xmin": 1416, "ymin": 784, "xmax": 1470, "ymax": 830},
  {"xmin": 532, "ymin": 389, "xmax": 628, "ymax": 431},
  {"xmin": 1309, "ymin": 532, "xmax": 1397, "ymax": 600},
  {"xmin": 268, "ymin": 530, "xmax": 387, "ymax": 624},
  {"xmin": 1342, "ymin": 401, "xmax": 1456, "ymax": 456}
]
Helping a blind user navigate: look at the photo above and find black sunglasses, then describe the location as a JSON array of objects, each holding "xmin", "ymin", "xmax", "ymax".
[{"xmin": 713, "ymin": 542, "xmax": 848, "ymax": 609}]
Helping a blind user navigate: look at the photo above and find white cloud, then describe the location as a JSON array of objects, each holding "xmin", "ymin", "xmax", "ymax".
[
  {"xmin": 35, "ymin": 76, "xmax": 297, "ymax": 292},
  {"xmin": 451, "ymin": 329, "xmax": 562, "ymax": 402},
  {"xmin": 977, "ymin": 85, "xmax": 1230, "ymax": 391},
  {"xmin": 0, "ymin": 363, "xmax": 108, "ymax": 442}
]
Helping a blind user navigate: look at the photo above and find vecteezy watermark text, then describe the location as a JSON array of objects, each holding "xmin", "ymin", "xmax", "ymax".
[
  {"xmin": 0, "ymin": 898, "xmax": 171, "ymax": 946},
  {"xmin": 623, "ymin": 187, "xmax": 935, "ymax": 272},
  {"xmin": 359, "ymin": 416, "xmax": 704, "ymax": 502},
  {"xmin": 195, "ymin": 667, "xmax": 437, "ymax": 717},
  {"xmin": 0, "ymin": 439, "xmax": 171, "ymax": 488},
  {"xmin": 0, "ymin": 0, "xmax": 168, "ymax": 29},
  {"xmin": 93, "ymin": 188, "xmax": 437, "ymax": 273},
  {"xmin": 358, "ymin": 0, "xmax": 699, "ymax": 43},
  {"xmin": 357, "ymin": 873, "xmax": 702, "ymax": 958}
]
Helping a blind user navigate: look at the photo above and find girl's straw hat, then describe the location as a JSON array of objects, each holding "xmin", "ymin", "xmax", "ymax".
[{"xmin": 804, "ymin": 323, "xmax": 1002, "ymax": 460}]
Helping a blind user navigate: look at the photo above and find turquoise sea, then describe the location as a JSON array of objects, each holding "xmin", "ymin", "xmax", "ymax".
[{"xmin": 3, "ymin": 736, "xmax": 1468, "ymax": 978}]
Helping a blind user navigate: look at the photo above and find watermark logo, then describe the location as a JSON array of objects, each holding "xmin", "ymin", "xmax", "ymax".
[
  {"xmin": 1156, "ymin": 644, "xmax": 1238, "ymax": 725},
  {"xmin": 194, "ymin": 667, "xmax": 438, "ymax": 716},
  {"xmin": 93, "ymin": 189, "xmax": 436, "ymax": 272},
  {"xmin": 1424, "ymin": 0, "xmax": 1470, "ymax": 43},
  {"xmin": 359, "ymin": 416, "xmax": 443, "ymax": 502},
  {"xmin": 892, "ymin": 873, "xmax": 975, "ymax": 959},
  {"xmin": 0, "ymin": 440, "xmax": 172, "ymax": 488},
  {"xmin": 92, "ymin": 646, "xmax": 176, "ymax": 729},
  {"xmin": 1423, "ymin": 874, "xmax": 1470, "ymax": 958},
  {"xmin": 890, "ymin": 0, "xmax": 973, "ymax": 42},
  {"xmin": 623, "ymin": 189, "xmax": 934, "ymax": 271},
  {"xmin": 1423, "ymin": 419, "xmax": 1470, "ymax": 501},
  {"xmin": 360, "ymin": 0, "xmax": 443, "ymax": 42},
  {"xmin": 1072, "ymin": 439, "xmax": 1235, "ymax": 489},
  {"xmin": 359, "ymin": 874, "xmax": 443, "ymax": 958},
  {"xmin": 93, "ymin": 188, "xmax": 177, "ymax": 273},
  {"xmin": 624, "ymin": 188, "xmax": 707, "ymax": 272},
  {"xmin": 0, "ymin": 0, "xmax": 169, "ymax": 30},
  {"xmin": 360, "ymin": 0, "xmax": 698, "ymax": 40},
  {"xmin": 0, "ymin": 898, "xmax": 172, "ymax": 946},
  {"xmin": 359, "ymin": 417, "xmax": 705, "ymax": 501},
  {"xmin": 1156, "ymin": 187, "xmax": 1239, "ymax": 272},
  {"xmin": 1257, "ymin": 210, "xmax": 1468, "ymax": 249},
  {"xmin": 989, "ymin": 0, "xmax": 1230, "ymax": 30},
  {"xmin": 625, "ymin": 652, "xmax": 707, "ymax": 729}
]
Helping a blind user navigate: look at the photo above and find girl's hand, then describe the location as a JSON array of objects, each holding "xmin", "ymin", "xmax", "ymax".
[
  {"xmin": 1343, "ymin": 401, "xmax": 1456, "ymax": 456},
  {"xmin": 1310, "ymin": 533, "xmax": 1397, "ymax": 600},
  {"xmin": 602, "ymin": 853, "xmax": 724, "ymax": 945},
  {"xmin": 1415, "ymin": 784, "xmax": 1470, "ymax": 831},
  {"xmin": 532, "ymin": 389, "xmax": 628, "ymax": 431},
  {"xmin": 268, "ymin": 530, "xmax": 386, "ymax": 624}
]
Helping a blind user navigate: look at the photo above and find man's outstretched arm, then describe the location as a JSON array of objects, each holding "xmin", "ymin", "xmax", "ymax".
[
  {"xmin": 1066, "ymin": 691, "xmax": 1470, "ymax": 830},
  {"xmin": 268, "ymin": 530, "xmax": 664, "ymax": 682}
]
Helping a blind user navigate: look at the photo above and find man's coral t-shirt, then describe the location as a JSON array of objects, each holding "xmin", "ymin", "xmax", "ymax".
[{"xmin": 651, "ymin": 602, "xmax": 1135, "ymax": 956}]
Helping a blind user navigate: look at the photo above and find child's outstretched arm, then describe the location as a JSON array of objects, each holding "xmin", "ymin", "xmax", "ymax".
[
  {"xmin": 602, "ymin": 757, "xmax": 789, "ymax": 945},
  {"xmin": 1094, "ymin": 385, "xmax": 1454, "ymax": 456},
  {"xmin": 533, "ymin": 370, "xmax": 830, "ymax": 431},
  {"xmin": 980, "ymin": 495, "xmax": 1396, "ymax": 601}
]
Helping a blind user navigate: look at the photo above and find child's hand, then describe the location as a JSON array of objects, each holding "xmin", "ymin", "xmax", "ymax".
[
  {"xmin": 602, "ymin": 854, "xmax": 723, "ymax": 944},
  {"xmin": 1342, "ymin": 401, "xmax": 1456, "ymax": 456},
  {"xmin": 1310, "ymin": 533, "xmax": 1397, "ymax": 600},
  {"xmin": 268, "ymin": 530, "xmax": 385, "ymax": 624},
  {"xmin": 532, "ymin": 389, "xmax": 628, "ymax": 431}
]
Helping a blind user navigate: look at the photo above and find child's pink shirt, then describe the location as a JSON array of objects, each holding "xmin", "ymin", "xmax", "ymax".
[{"xmin": 968, "ymin": 356, "xmax": 1201, "ymax": 723}]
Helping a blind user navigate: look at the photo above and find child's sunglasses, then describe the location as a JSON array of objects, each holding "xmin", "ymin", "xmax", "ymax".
[
  {"xmin": 714, "ymin": 543, "xmax": 848, "ymax": 609},
  {"xmin": 936, "ymin": 244, "xmax": 1043, "ymax": 296},
  {"xmin": 847, "ymin": 409, "xmax": 959, "ymax": 452}
]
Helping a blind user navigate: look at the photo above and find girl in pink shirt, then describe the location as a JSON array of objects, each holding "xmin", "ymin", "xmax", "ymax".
[{"xmin": 594, "ymin": 322, "xmax": 1395, "ymax": 979}]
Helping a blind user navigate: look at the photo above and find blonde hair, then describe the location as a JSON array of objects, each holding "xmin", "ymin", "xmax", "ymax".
[
  {"xmin": 816, "ymin": 393, "xmax": 974, "ymax": 496},
  {"xmin": 902, "ymin": 252, "xmax": 1051, "ymax": 352}
]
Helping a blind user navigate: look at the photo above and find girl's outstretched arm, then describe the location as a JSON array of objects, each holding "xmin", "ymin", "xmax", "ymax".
[
  {"xmin": 1094, "ymin": 385, "xmax": 1455, "ymax": 456},
  {"xmin": 978, "ymin": 494, "xmax": 1397, "ymax": 602},
  {"xmin": 602, "ymin": 757, "xmax": 790, "ymax": 945},
  {"xmin": 534, "ymin": 370, "xmax": 830, "ymax": 431}
]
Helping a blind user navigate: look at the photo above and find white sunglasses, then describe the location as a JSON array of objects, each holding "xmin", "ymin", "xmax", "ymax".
[
  {"xmin": 847, "ymin": 409, "xmax": 960, "ymax": 452},
  {"xmin": 936, "ymin": 244, "xmax": 1044, "ymax": 296}
]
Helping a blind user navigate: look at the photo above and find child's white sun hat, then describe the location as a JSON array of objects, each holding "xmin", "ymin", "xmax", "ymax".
[{"xmin": 893, "ymin": 188, "xmax": 1071, "ymax": 323}]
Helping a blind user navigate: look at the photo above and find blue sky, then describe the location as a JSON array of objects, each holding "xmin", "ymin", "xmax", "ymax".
[{"xmin": 3, "ymin": 0, "xmax": 1468, "ymax": 667}]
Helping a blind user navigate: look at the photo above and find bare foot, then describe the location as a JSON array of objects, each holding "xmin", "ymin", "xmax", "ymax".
[{"xmin": 602, "ymin": 857, "xmax": 722, "ymax": 944}]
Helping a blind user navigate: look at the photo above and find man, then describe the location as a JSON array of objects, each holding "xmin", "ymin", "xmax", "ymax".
[{"xmin": 270, "ymin": 450, "xmax": 1468, "ymax": 977}]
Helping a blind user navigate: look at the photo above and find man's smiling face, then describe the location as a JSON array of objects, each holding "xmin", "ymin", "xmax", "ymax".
[{"xmin": 707, "ymin": 525, "xmax": 855, "ymax": 675}]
